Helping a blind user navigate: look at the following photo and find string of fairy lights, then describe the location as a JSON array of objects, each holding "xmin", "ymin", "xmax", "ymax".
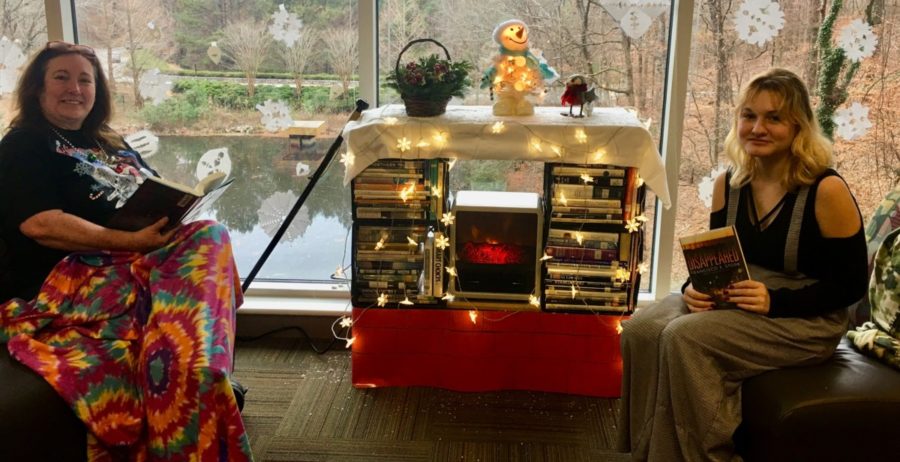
[{"xmin": 331, "ymin": 105, "xmax": 655, "ymax": 346}]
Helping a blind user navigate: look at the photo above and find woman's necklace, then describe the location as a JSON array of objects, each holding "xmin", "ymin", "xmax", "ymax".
[{"xmin": 49, "ymin": 126, "xmax": 112, "ymax": 164}]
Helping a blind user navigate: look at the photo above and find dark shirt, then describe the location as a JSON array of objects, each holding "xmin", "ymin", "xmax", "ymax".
[
  {"xmin": 0, "ymin": 126, "xmax": 151, "ymax": 301},
  {"xmin": 710, "ymin": 169, "xmax": 868, "ymax": 318}
]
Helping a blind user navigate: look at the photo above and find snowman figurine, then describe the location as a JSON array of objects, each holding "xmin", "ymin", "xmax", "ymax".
[{"xmin": 481, "ymin": 19, "xmax": 559, "ymax": 116}]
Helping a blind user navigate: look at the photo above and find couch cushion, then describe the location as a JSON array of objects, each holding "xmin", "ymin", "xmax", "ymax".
[
  {"xmin": 737, "ymin": 337, "xmax": 900, "ymax": 462},
  {"xmin": 0, "ymin": 347, "xmax": 87, "ymax": 461}
]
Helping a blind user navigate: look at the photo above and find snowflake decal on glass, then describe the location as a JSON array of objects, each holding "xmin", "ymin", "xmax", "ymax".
[
  {"xmin": 124, "ymin": 130, "xmax": 159, "ymax": 159},
  {"xmin": 698, "ymin": 164, "xmax": 728, "ymax": 208},
  {"xmin": 196, "ymin": 147, "xmax": 232, "ymax": 180},
  {"xmin": 138, "ymin": 68, "xmax": 173, "ymax": 105},
  {"xmin": 734, "ymin": 0, "xmax": 785, "ymax": 47},
  {"xmin": 834, "ymin": 102, "xmax": 872, "ymax": 141},
  {"xmin": 837, "ymin": 18, "xmax": 878, "ymax": 63},
  {"xmin": 599, "ymin": 1, "xmax": 668, "ymax": 39},
  {"xmin": 256, "ymin": 99, "xmax": 293, "ymax": 132},
  {"xmin": 269, "ymin": 4, "xmax": 303, "ymax": 48},
  {"xmin": 0, "ymin": 36, "xmax": 26, "ymax": 95}
]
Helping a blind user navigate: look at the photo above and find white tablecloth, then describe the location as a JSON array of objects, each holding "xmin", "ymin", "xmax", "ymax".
[{"xmin": 342, "ymin": 105, "xmax": 670, "ymax": 208}]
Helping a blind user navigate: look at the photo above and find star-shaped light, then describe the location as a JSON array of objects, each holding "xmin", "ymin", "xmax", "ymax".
[
  {"xmin": 593, "ymin": 149, "xmax": 606, "ymax": 161},
  {"xmin": 616, "ymin": 267, "xmax": 630, "ymax": 281},
  {"xmin": 558, "ymin": 193, "xmax": 568, "ymax": 206},
  {"xmin": 377, "ymin": 293, "xmax": 388, "ymax": 307},
  {"xmin": 397, "ymin": 137, "xmax": 412, "ymax": 152},
  {"xmin": 635, "ymin": 213, "xmax": 649, "ymax": 222},
  {"xmin": 441, "ymin": 212, "xmax": 455, "ymax": 226},
  {"xmin": 345, "ymin": 337, "xmax": 356, "ymax": 348},
  {"xmin": 406, "ymin": 236, "xmax": 418, "ymax": 246},
  {"xmin": 616, "ymin": 321, "xmax": 623, "ymax": 334},
  {"xmin": 446, "ymin": 266, "xmax": 458, "ymax": 278},
  {"xmin": 530, "ymin": 138, "xmax": 543, "ymax": 152},
  {"xmin": 570, "ymin": 284, "xmax": 579, "ymax": 299},
  {"xmin": 416, "ymin": 140, "xmax": 431, "ymax": 148},
  {"xmin": 399, "ymin": 296, "xmax": 414, "ymax": 305},
  {"xmin": 528, "ymin": 295, "xmax": 541, "ymax": 307},
  {"xmin": 638, "ymin": 261, "xmax": 650, "ymax": 274},
  {"xmin": 431, "ymin": 185, "xmax": 441, "ymax": 196},
  {"xmin": 340, "ymin": 151, "xmax": 355, "ymax": 167},
  {"xmin": 491, "ymin": 121, "xmax": 505, "ymax": 134},
  {"xmin": 636, "ymin": 176, "xmax": 645, "ymax": 187},
  {"xmin": 384, "ymin": 117, "xmax": 399, "ymax": 125},
  {"xmin": 448, "ymin": 158, "xmax": 458, "ymax": 170},
  {"xmin": 540, "ymin": 252, "xmax": 553, "ymax": 261},
  {"xmin": 339, "ymin": 316, "xmax": 353, "ymax": 328},
  {"xmin": 442, "ymin": 293, "xmax": 455, "ymax": 302},
  {"xmin": 435, "ymin": 234, "xmax": 450, "ymax": 250},
  {"xmin": 374, "ymin": 238, "xmax": 385, "ymax": 250},
  {"xmin": 551, "ymin": 145, "xmax": 562, "ymax": 157},
  {"xmin": 574, "ymin": 232, "xmax": 584, "ymax": 245},
  {"xmin": 625, "ymin": 218, "xmax": 641, "ymax": 233},
  {"xmin": 333, "ymin": 266, "xmax": 346, "ymax": 278},
  {"xmin": 468, "ymin": 310, "xmax": 478, "ymax": 324},
  {"xmin": 580, "ymin": 173, "xmax": 594, "ymax": 184},
  {"xmin": 575, "ymin": 128, "xmax": 587, "ymax": 143},
  {"xmin": 432, "ymin": 132, "xmax": 448, "ymax": 147},
  {"xmin": 399, "ymin": 182, "xmax": 416, "ymax": 202}
]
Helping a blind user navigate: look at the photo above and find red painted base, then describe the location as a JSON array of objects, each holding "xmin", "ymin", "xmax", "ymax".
[{"xmin": 351, "ymin": 307, "xmax": 626, "ymax": 397}]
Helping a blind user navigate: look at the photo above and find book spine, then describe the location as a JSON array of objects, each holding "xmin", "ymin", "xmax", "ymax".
[{"xmin": 432, "ymin": 231, "xmax": 445, "ymax": 297}]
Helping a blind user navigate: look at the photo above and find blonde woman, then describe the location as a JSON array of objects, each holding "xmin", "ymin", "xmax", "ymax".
[{"xmin": 617, "ymin": 68, "xmax": 867, "ymax": 461}]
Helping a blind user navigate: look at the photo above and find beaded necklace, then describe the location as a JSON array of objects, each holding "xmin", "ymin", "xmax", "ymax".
[{"xmin": 49, "ymin": 126, "xmax": 112, "ymax": 164}]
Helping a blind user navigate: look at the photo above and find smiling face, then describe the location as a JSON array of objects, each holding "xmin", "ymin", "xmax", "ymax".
[
  {"xmin": 39, "ymin": 53, "xmax": 96, "ymax": 130},
  {"xmin": 500, "ymin": 23, "xmax": 529, "ymax": 51},
  {"xmin": 738, "ymin": 90, "xmax": 797, "ymax": 160}
]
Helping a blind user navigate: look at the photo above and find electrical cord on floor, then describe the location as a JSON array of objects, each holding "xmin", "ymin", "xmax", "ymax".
[{"xmin": 236, "ymin": 325, "xmax": 342, "ymax": 355}]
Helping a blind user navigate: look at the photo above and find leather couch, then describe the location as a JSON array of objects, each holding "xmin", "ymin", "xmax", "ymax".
[
  {"xmin": 0, "ymin": 347, "xmax": 87, "ymax": 461},
  {"xmin": 735, "ymin": 336, "xmax": 900, "ymax": 461}
]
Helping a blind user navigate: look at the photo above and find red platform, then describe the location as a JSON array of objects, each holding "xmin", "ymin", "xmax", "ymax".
[{"xmin": 350, "ymin": 307, "xmax": 627, "ymax": 397}]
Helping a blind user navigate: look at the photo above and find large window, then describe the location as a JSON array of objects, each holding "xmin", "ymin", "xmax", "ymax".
[{"xmin": 8, "ymin": 1, "xmax": 898, "ymax": 303}]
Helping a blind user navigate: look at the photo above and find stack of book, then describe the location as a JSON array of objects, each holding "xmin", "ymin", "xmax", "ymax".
[
  {"xmin": 542, "ymin": 163, "xmax": 644, "ymax": 313},
  {"xmin": 351, "ymin": 159, "xmax": 448, "ymax": 306}
]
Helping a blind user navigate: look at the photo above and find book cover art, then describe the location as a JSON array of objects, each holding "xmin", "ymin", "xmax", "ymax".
[{"xmin": 679, "ymin": 225, "xmax": 750, "ymax": 309}]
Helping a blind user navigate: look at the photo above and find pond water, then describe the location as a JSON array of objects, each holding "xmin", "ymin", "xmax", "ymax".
[{"xmin": 154, "ymin": 135, "xmax": 353, "ymax": 282}]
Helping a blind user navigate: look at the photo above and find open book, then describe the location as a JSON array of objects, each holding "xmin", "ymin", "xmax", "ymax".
[
  {"xmin": 106, "ymin": 171, "xmax": 234, "ymax": 232},
  {"xmin": 679, "ymin": 225, "xmax": 750, "ymax": 309}
]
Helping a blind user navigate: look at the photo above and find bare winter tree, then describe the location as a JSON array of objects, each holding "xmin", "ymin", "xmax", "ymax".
[
  {"xmin": 0, "ymin": 0, "xmax": 46, "ymax": 52},
  {"xmin": 220, "ymin": 19, "xmax": 273, "ymax": 98},
  {"xmin": 280, "ymin": 27, "xmax": 320, "ymax": 98},
  {"xmin": 323, "ymin": 27, "xmax": 357, "ymax": 96},
  {"xmin": 379, "ymin": 0, "xmax": 429, "ymax": 75},
  {"xmin": 79, "ymin": 1, "xmax": 121, "ymax": 93}
]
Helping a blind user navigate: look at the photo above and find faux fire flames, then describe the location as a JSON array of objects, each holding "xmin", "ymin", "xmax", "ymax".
[{"xmin": 459, "ymin": 241, "xmax": 528, "ymax": 265}]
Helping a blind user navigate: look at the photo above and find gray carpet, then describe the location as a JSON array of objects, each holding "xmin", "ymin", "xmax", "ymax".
[{"xmin": 233, "ymin": 337, "xmax": 630, "ymax": 462}]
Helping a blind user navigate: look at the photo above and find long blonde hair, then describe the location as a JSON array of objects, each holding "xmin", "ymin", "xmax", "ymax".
[{"xmin": 723, "ymin": 68, "xmax": 832, "ymax": 190}]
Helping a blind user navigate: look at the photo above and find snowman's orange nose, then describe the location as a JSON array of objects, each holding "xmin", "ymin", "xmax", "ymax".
[{"xmin": 516, "ymin": 27, "xmax": 523, "ymax": 39}]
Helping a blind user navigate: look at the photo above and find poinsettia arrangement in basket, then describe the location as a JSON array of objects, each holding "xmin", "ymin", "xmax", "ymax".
[{"xmin": 386, "ymin": 38, "xmax": 474, "ymax": 116}]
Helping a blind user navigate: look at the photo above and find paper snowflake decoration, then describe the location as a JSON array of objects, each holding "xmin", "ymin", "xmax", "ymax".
[
  {"xmin": 256, "ymin": 99, "xmax": 293, "ymax": 132},
  {"xmin": 124, "ymin": 130, "xmax": 159, "ymax": 159},
  {"xmin": 837, "ymin": 18, "xmax": 878, "ymax": 63},
  {"xmin": 0, "ymin": 37, "xmax": 25, "ymax": 95},
  {"xmin": 207, "ymin": 42, "xmax": 222, "ymax": 65},
  {"xmin": 734, "ymin": 0, "xmax": 785, "ymax": 47},
  {"xmin": 196, "ymin": 147, "xmax": 232, "ymax": 180},
  {"xmin": 138, "ymin": 68, "xmax": 173, "ymax": 105},
  {"xmin": 599, "ymin": 1, "xmax": 668, "ymax": 39},
  {"xmin": 269, "ymin": 4, "xmax": 303, "ymax": 48},
  {"xmin": 258, "ymin": 191, "xmax": 311, "ymax": 241},
  {"xmin": 834, "ymin": 102, "xmax": 873, "ymax": 141},
  {"xmin": 295, "ymin": 162, "xmax": 310, "ymax": 177},
  {"xmin": 698, "ymin": 165, "xmax": 728, "ymax": 208}
]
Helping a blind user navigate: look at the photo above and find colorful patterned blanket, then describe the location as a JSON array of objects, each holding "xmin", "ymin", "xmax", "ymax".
[{"xmin": 0, "ymin": 221, "xmax": 252, "ymax": 461}]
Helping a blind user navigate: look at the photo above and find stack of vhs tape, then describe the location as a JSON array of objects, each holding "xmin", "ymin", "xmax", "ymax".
[
  {"xmin": 351, "ymin": 158, "xmax": 448, "ymax": 306},
  {"xmin": 542, "ymin": 163, "xmax": 644, "ymax": 313}
]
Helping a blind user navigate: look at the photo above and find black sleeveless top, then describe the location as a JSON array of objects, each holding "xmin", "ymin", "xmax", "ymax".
[{"xmin": 709, "ymin": 169, "xmax": 867, "ymax": 318}]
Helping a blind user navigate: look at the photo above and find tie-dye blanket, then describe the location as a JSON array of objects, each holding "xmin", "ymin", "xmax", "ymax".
[{"xmin": 0, "ymin": 221, "xmax": 252, "ymax": 461}]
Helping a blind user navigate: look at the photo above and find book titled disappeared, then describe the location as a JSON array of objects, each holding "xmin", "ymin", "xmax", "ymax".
[
  {"xmin": 679, "ymin": 225, "xmax": 750, "ymax": 309},
  {"xmin": 106, "ymin": 171, "xmax": 233, "ymax": 232}
]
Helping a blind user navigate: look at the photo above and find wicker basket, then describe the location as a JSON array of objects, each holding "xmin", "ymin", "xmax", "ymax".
[{"xmin": 396, "ymin": 38, "xmax": 453, "ymax": 117}]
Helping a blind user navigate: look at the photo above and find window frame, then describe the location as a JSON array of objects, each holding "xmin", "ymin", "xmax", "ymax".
[{"xmin": 49, "ymin": 0, "xmax": 693, "ymax": 313}]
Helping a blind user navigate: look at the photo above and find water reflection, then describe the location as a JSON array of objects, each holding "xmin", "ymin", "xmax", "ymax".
[{"xmin": 153, "ymin": 135, "xmax": 353, "ymax": 282}]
